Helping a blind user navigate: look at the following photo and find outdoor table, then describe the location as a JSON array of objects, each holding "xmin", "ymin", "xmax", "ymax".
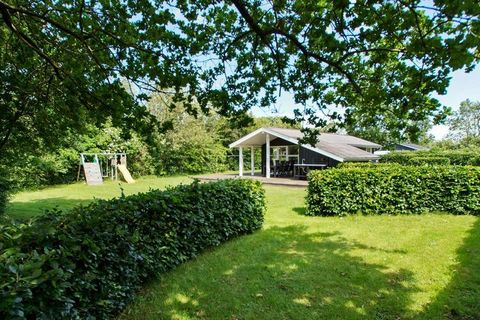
[{"xmin": 293, "ymin": 163, "xmax": 327, "ymax": 179}]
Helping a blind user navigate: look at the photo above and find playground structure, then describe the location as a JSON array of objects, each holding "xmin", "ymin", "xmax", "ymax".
[{"xmin": 77, "ymin": 152, "xmax": 135, "ymax": 185}]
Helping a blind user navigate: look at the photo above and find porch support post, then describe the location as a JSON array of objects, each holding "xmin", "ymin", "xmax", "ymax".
[
  {"xmin": 285, "ymin": 146, "xmax": 289, "ymax": 160},
  {"xmin": 266, "ymin": 134, "xmax": 270, "ymax": 178},
  {"xmin": 250, "ymin": 146, "xmax": 255, "ymax": 176},
  {"xmin": 239, "ymin": 146, "xmax": 243, "ymax": 177}
]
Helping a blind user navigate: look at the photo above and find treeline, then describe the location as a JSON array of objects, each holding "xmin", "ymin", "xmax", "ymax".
[
  {"xmin": 0, "ymin": 94, "xmax": 295, "ymax": 192},
  {"xmin": 380, "ymin": 149, "xmax": 480, "ymax": 166}
]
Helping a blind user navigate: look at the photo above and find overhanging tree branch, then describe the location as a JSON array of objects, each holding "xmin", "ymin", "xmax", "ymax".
[
  {"xmin": 0, "ymin": 5, "xmax": 62, "ymax": 77},
  {"xmin": 229, "ymin": 0, "xmax": 362, "ymax": 93}
]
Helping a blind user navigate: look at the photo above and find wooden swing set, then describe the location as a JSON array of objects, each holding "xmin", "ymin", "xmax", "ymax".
[{"xmin": 77, "ymin": 153, "xmax": 135, "ymax": 185}]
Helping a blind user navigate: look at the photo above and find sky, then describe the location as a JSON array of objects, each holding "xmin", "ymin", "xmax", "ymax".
[{"xmin": 251, "ymin": 66, "xmax": 480, "ymax": 140}]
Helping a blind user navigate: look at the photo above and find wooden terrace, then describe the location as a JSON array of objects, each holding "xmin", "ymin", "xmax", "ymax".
[{"xmin": 193, "ymin": 172, "xmax": 308, "ymax": 187}]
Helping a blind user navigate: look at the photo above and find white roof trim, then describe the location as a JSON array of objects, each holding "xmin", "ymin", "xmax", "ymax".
[
  {"xmin": 229, "ymin": 127, "xmax": 345, "ymax": 162},
  {"xmin": 228, "ymin": 127, "xmax": 265, "ymax": 148}
]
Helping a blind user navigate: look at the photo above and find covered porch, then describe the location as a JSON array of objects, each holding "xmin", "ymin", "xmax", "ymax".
[{"xmin": 229, "ymin": 128, "xmax": 300, "ymax": 179}]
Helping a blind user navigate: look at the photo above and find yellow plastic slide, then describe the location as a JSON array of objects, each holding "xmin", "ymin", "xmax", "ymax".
[{"xmin": 117, "ymin": 164, "xmax": 135, "ymax": 183}]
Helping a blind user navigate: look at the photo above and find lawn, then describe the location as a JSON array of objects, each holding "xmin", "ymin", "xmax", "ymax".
[
  {"xmin": 5, "ymin": 176, "xmax": 192, "ymax": 220},
  {"xmin": 4, "ymin": 177, "xmax": 480, "ymax": 319}
]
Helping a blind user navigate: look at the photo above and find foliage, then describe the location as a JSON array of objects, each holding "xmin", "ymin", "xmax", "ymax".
[
  {"xmin": 147, "ymin": 93, "xmax": 228, "ymax": 175},
  {"xmin": 427, "ymin": 135, "xmax": 480, "ymax": 152},
  {"xmin": 380, "ymin": 150, "xmax": 480, "ymax": 166},
  {"xmin": 0, "ymin": 179, "xmax": 266, "ymax": 319},
  {"xmin": 0, "ymin": 120, "xmax": 154, "ymax": 190},
  {"xmin": 1, "ymin": 110, "xmax": 297, "ymax": 191},
  {"xmin": 344, "ymin": 113, "xmax": 433, "ymax": 148},
  {"xmin": 121, "ymin": 184, "xmax": 480, "ymax": 320},
  {"xmin": 306, "ymin": 165, "xmax": 480, "ymax": 216},
  {"xmin": 448, "ymin": 99, "xmax": 480, "ymax": 140},
  {"xmin": 0, "ymin": 168, "xmax": 9, "ymax": 216},
  {"xmin": 153, "ymin": 128, "xmax": 228, "ymax": 175},
  {"xmin": 407, "ymin": 156, "xmax": 450, "ymax": 166},
  {"xmin": 4, "ymin": 176, "xmax": 480, "ymax": 319},
  {"xmin": 336, "ymin": 162, "xmax": 387, "ymax": 169},
  {"xmin": 1, "ymin": 0, "xmax": 479, "ymax": 163},
  {"xmin": 6, "ymin": 176, "xmax": 194, "ymax": 221}
]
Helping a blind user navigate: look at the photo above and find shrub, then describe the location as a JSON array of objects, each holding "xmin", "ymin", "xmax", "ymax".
[
  {"xmin": 0, "ymin": 179, "xmax": 265, "ymax": 319},
  {"xmin": 336, "ymin": 162, "xmax": 382, "ymax": 168},
  {"xmin": 0, "ymin": 174, "xmax": 9, "ymax": 216},
  {"xmin": 407, "ymin": 156, "xmax": 450, "ymax": 165},
  {"xmin": 306, "ymin": 165, "xmax": 480, "ymax": 216},
  {"xmin": 380, "ymin": 150, "xmax": 480, "ymax": 166}
]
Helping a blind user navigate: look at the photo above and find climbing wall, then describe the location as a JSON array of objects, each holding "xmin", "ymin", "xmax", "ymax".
[{"xmin": 83, "ymin": 162, "xmax": 103, "ymax": 185}]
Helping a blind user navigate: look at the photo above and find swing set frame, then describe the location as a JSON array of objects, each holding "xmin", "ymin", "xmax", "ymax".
[{"xmin": 77, "ymin": 152, "xmax": 128, "ymax": 182}]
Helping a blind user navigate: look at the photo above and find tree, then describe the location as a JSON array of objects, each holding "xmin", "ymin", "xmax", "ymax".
[
  {"xmin": 0, "ymin": 0, "xmax": 479, "ymax": 156},
  {"xmin": 448, "ymin": 99, "xmax": 480, "ymax": 140},
  {"xmin": 344, "ymin": 105, "xmax": 434, "ymax": 147},
  {"xmin": 146, "ymin": 92, "xmax": 228, "ymax": 174}
]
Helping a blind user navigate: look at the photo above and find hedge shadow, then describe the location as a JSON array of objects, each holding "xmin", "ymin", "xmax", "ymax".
[
  {"xmin": 417, "ymin": 218, "xmax": 480, "ymax": 319},
  {"xmin": 122, "ymin": 225, "xmax": 418, "ymax": 320}
]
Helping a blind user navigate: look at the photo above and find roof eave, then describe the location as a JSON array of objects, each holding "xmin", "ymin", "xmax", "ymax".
[{"xmin": 229, "ymin": 127, "xmax": 345, "ymax": 162}]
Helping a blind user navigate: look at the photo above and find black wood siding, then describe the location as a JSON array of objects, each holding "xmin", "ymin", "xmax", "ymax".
[
  {"xmin": 261, "ymin": 140, "xmax": 339, "ymax": 176},
  {"xmin": 299, "ymin": 147, "xmax": 339, "ymax": 167}
]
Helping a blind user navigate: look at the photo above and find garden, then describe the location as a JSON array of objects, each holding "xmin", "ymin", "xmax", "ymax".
[
  {"xmin": 2, "ymin": 164, "xmax": 480, "ymax": 319},
  {"xmin": 2, "ymin": 1, "xmax": 480, "ymax": 319}
]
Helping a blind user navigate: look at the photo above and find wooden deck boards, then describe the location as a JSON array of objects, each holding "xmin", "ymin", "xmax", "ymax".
[{"xmin": 193, "ymin": 173, "xmax": 308, "ymax": 187}]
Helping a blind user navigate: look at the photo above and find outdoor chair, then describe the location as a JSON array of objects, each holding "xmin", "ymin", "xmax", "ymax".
[
  {"xmin": 273, "ymin": 162, "xmax": 281, "ymax": 177},
  {"xmin": 286, "ymin": 160, "xmax": 294, "ymax": 176},
  {"xmin": 278, "ymin": 161, "xmax": 286, "ymax": 176}
]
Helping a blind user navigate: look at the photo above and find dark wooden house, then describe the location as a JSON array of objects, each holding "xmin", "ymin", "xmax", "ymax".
[{"xmin": 229, "ymin": 127, "xmax": 382, "ymax": 178}]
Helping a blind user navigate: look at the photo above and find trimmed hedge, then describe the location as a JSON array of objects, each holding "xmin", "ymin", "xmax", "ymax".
[
  {"xmin": 0, "ymin": 179, "xmax": 265, "ymax": 319},
  {"xmin": 306, "ymin": 165, "xmax": 480, "ymax": 216},
  {"xmin": 380, "ymin": 150, "xmax": 480, "ymax": 166},
  {"xmin": 407, "ymin": 156, "xmax": 450, "ymax": 165},
  {"xmin": 338, "ymin": 157, "xmax": 451, "ymax": 168},
  {"xmin": 336, "ymin": 162, "xmax": 382, "ymax": 168}
]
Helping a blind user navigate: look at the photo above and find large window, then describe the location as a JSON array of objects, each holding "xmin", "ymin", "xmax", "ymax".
[{"xmin": 270, "ymin": 145, "xmax": 299, "ymax": 164}]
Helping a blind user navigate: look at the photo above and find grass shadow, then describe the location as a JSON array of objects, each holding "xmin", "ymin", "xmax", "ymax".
[
  {"xmin": 417, "ymin": 218, "xmax": 480, "ymax": 319},
  {"xmin": 122, "ymin": 224, "xmax": 419, "ymax": 319},
  {"xmin": 292, "ymin": 207, "xmax": 306, "ymax": 215}
]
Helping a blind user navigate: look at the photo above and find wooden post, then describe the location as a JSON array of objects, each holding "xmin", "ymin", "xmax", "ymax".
[
  {"xmin": 239, "ymin": 146, "xmax": 243, "ymax": 177},
  {"xmin": 266, "ymin": 134, "xmax": 270, "ymax": 178},
  {"xmin": 250, "ymin": 146, "xmax": 255, "ymax": 176}
]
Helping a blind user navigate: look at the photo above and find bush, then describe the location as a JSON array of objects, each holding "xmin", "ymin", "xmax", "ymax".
[
  {"xmin": 407, "ymin": 156, "xmax": 450, "ymax": 165},
  {"xmin": 380, "ymin": 150, "xmax": 480, "ymax": 166},
  {"xmin": 0, "ymin": 179, "xmax": 265, "ymax": 319},
  {"xmin": 336, "ymin": 162, "xmax": 382, "ymax": 168},
  {"xmin": 306, "ymin": 165, "xmax": 480, "ymax": 216},
  {"xmin": 0, "ymin": 174, "xmax": 9, "ymax": 216}
]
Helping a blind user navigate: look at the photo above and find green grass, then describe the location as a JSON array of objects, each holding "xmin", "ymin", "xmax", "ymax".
[
  {"xmin": 4, "ymin": 177, "xmax": 480, "ymax": 319},
  {"xmin": 120, "ymin": 186, "xmax": 480, "ymax": 320},
  {"xmin": 5, "ymin": 176, "xmax": 192, "ymax": 220}
]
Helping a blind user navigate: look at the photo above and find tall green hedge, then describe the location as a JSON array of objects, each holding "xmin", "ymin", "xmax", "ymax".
[
  {"xmin": 306, "ymin": 165, "xmax": 480, "ymax": 216},
  {"xmin": 380, "ymin": 150, "xmax": 480, "ymax": 166},
  {"xmin": 0, "ymin": 179, "xmax": 265, "ymax": 319}
]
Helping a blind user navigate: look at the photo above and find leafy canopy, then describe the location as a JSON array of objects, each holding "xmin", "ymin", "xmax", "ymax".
[
  {"xmin": 0, "ymin": 0, "xmax": 479, "ymax": 153},
  {"xmin": 448, "ymin": 99, "xmax": 480, "ymax": 140}
]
